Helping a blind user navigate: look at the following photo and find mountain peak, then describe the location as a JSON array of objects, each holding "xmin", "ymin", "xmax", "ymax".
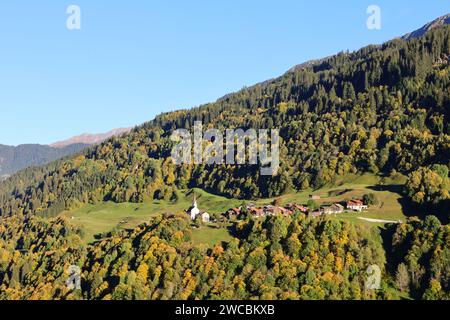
[
  {"xmin": 403, "ymin": 13, "xmax": 450, "ymax": 40},
  {"xmin": 50, "ymin": 128, "xmax": 132, "ymax": 148}
]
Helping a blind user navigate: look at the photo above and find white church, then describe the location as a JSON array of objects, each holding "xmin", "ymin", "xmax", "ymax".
[{"xmin": 187, "ymin": 197, "xmax": 210, "ymax": 223}]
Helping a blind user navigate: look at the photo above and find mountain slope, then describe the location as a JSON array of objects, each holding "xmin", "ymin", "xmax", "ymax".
[
  {"xmin": 0, "ymin": 128, "xmax": 132, "ymax": 178},
  {"xmin": 0, "ymin": 23, "xmax": 449, "ymax": 220},
  {"xmin": 0, "ymin": 143, "xmax": 88, "ymax": 177},
  {"xmin": 403, "ymin": 13, "xmax": 450, "ymax": 40},
  {"xmin": 50, "ymin": 128, "xmax": 132, "ymax": 148}
]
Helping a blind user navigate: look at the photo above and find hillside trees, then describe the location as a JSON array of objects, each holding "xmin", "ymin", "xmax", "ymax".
[
  {"xmin": 405, "ymin": 165, "xmax": 450, "ymax": 220},
  {"xmin": 0, "ymin": 210, "xmax": 448, "ymax": 300},
  {"xmin": 0, "ymin": 216, "xmax": 86, "ymax": 300},
  {"xmin": 391, "ymin": 216, "xmax": 450, "ymax": 299}
]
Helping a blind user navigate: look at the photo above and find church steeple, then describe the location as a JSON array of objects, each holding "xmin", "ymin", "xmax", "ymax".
[
  {"xmin": 193, "ymin": 196, "xmax": 198, "ymax": 208},
  {"xmin": 188, "ymin": 195, "xmax": 200, "ymax": 221}
]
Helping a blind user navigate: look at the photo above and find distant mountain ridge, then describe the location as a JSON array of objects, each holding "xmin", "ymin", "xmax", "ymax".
[
  {"xmin": 403, "ymin": 13, "xmax": 450, "ymax": 40},
  {"xmin": 0, "ymin": 128, "xmax": 133, "ymax": 177},
  {"xmin": 50, "ymin": 128, "xmax": 132, "ymax": 148},
  {"xmin": 0, "ymin": 143, "xmax": 88, "ymax": 177}
]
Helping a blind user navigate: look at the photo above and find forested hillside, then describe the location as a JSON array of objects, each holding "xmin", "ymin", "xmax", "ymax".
[
  {"xmin": 0, "ymin": 26, "xmax": 449, "ymax": 221},
  {"xmin": 390, "ymin": 216, "xmax": 450, "ymax": 299},
  {"xmin": 1, "ymin": 212, "xmax": 447, "ymax": 300},
  {"xmin": 0, "ymin": 143, "xmax": 88, "ymax": 176}
]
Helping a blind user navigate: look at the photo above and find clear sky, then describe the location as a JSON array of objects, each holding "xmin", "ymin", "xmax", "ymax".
[{"xmin": 0, "ymin": 1, "xmax": 448, "ymax": 145}]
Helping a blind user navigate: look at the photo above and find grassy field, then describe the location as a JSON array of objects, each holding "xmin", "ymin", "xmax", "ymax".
[
  {"xmin": 267, "ymin": 173, "xmax": 408, "ymax": 224},
  {"xmin": 61, "ymin": 188, "xmax": 243, "ymax": 242},
  {"xmin": 190, "ymin": 225, "xmax": 234, "ymax": 247},
  {"xmin": 62, "ymin": 173, "xmax": 409, "ymax": 243}
]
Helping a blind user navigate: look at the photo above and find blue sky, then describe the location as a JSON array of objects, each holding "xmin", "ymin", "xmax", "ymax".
[{"xmin": 0, "ymin": 1, "xmax": 448, "ymax": 146}]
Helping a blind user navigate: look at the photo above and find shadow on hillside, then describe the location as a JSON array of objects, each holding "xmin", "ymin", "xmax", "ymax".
[
  {"xmin": 378, "ymin": 224, "xmax": 419, "ymax": 300},
  {"xmin": 369, "ymin": 184, "xmax": 449, "ymax": 224},
  {"xmin": 366, "ymin": 184, "xmax": 418, "ymax": 218},
  {"xmin": 327, "ymin": 189, "xmax": 354, "ymax": 197},
  {"xmin": 378, "ymin": 225, "xmax": 399, "ymax": 274}
]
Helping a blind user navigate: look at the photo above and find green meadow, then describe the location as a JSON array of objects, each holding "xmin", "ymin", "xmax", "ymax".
[
  {"xmin": 62, "ymin": 173, "xmax": 409, "ymax": 243},
  {"xmin": 61, "ymin": 188, "xmax": 243, "ymax": 243}
]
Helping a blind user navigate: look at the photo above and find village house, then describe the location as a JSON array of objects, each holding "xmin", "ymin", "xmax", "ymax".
[
  {"xmin": 309, "ymin": 210, "xmax": 323, "ymax": 218},
  {"xmin": 225, "ymin": 207, "xmax": 241, "ymax": 218},
  {"xmin": 309, "ymin": 194, "xmax": 321, "ymax": 200},
  {"xmin": 323, "ymin": 203, "xmax": 345, "ymax": 215},
  {"xmin": 201, "ymin": 212, "xmax": 210, "ymax": 223},
  {"xmin": 248, "ymin": 206, "xmax": 265, "ymax": 217},
  {"xmin": 347, "ymin": 200, "xmax": 368, "ymax": 212},
  {"xmin": 285, "ymin": 203, "xmax": 308, "ymax": 213},
  {"xmin": 322, "ymin": 206, "xmax": 333, "ymax": 215},
  {"xmin": 263, "ymin": 205, "xmax": 280, "ymax": 216},
  {"xmin": 330, "ymin": 203, "xmax": 345, "ymax": 214},
  {"xmin": 279, "ymin": 207, "xmax": 291, "ymax": 216}
]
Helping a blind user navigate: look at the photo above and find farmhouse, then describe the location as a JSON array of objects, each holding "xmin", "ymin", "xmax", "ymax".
[
  {"xmin": 322, "ymin": 206, "xmax": 333, "ymax": 215},
  {"xmin": 309, "ymin": 210, "xmax": 323, "ymax": 218},
  {"xmin": 263, "ymin": 205, "xmax": 281, "ymax": 215},
  {"xmin": 201, "ymin": 212, "xmax": 210, "ymax": 223},
  {"xmin": 347, "ymin": 200, "xmax": 368, "ymax": 212},
  {"xmin": 285, "ymin": 203, "xmax": 308, "ymax": 213},
  {"xmin": 331, "ymin": 203, "xmax": 345, "ymax": 214},
  {"xmin": 279, "ymin": 207, "xmax": 291, "ymax": 216},
  {"xmin": 248, "ymin": 206, "xmax": 265, "ymax": 217},
  {"xmin": 225, "ymin": 207, "xmax": 241, "ymax": 218}
]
